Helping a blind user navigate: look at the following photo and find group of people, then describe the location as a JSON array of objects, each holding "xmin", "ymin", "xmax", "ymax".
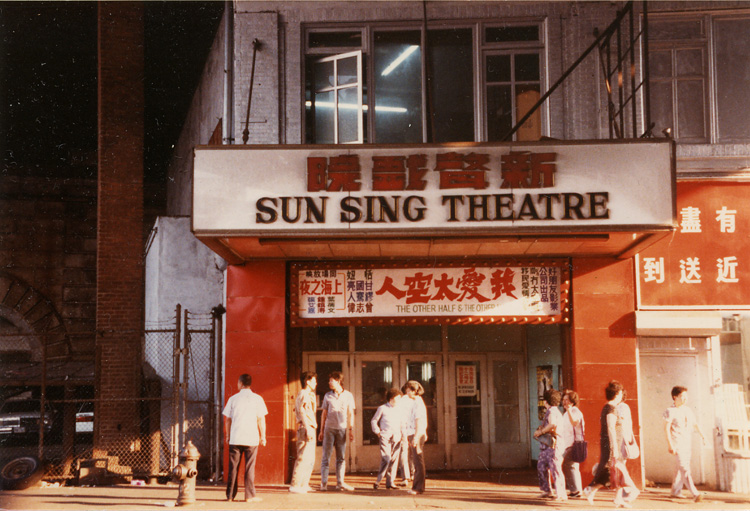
[
  {"xmin": 221, "ymin": 372, "xmax": 705, "ymax": 505},
  {"xmin": 534, "ymin": 380, "xmax": 705, "ymax": 508},
  {"xmin": 287, "ymin": 371, "xmax": 428, "ymax": 495}
]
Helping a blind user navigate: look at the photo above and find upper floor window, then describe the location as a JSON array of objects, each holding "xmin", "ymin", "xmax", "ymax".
[
  {"xmin": 649, "ymin": 14, "xmax": 750, "ymax": 143},
  {"xmin": 305, "ymin": 21, "xmax": 546, "ymax": 145}
]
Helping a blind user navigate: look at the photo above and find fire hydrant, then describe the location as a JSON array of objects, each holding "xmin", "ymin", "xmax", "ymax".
[{"xmin": 172, "ymin": 440, "xmax": 200, "ymax": 506}]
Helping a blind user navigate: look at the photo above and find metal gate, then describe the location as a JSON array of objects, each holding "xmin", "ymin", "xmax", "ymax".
[{"xmin": 0, "ymin": 304, "xmax": 223, "ymax": 482}]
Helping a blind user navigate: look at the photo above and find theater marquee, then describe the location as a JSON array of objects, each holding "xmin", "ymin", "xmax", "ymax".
[
  {"xmin": 193, "ymin": 141, "xmax": 674, "ymax": 236},
  {"xmin": 289, "ymin": 260, "xmax": 570, "ymax": 326}
]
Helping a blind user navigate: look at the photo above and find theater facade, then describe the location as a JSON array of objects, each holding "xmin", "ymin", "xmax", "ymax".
[
  {"xmin": 158, "ymin": 0, "xmax": 750, "ymax": 491},
  {"xmin": 192, "ymin": 138, "xmax": 674, "ymax": 483}
]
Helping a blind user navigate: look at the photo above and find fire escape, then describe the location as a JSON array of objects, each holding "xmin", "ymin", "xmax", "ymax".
[{"xmin": 504, "ymin": 1, "xmax": 653, "ymax": 141}]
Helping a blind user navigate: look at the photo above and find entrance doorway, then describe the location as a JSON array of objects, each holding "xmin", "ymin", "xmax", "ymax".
[{"xmin": 300, "ymin": 324, "xmax": 559, "ymax": 472}]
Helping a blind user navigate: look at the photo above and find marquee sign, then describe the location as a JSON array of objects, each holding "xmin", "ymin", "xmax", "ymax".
[
  {"xmin": 289, "ymin": 260, "xmax": 570, "ymax": 326},
  {"xmin": 193, "ymin": 141, "xmax": 674, "ymax": 236}
]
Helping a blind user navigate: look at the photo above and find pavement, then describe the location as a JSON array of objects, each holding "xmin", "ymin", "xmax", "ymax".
[{"xmin": 1, "ymin": 470, "xmax": 749, "ymax": 511}]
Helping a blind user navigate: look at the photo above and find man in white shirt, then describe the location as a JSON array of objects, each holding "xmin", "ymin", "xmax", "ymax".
[
  {"xmin": 289, "ymin": 371, "xmax": 317, "ymax": 493},
  {"xmin": 318, "ymin": 371, "xmax": 356, "ymax": 491},
  {"xmin": 223, "ymin": 373, "xmax": 267, "ymax": 502},
  {"xmin": 371, "ymin": 388, "xmax": 404, "ymax": 490},
  {"xmin": 404, "ymin": 380, "xmax": 428, "ymax": 495},
  {"xmin": 664, "ymin": 386, "xmax": 706, "ymax": 502}
]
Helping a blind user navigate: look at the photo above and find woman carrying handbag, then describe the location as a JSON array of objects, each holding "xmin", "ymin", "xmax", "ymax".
[{"xmin": 561, "ymin": 390, "xmax": 586, "ymax": 498}]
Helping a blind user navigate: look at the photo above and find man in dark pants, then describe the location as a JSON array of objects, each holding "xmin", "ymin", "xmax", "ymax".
[
  {"xmin": 404, "ymin": 380, "xmax": 427, "ymax": 495},
  {"xmin": 223, "ymin": 373, "xmax": 267, "ymax": 502}
]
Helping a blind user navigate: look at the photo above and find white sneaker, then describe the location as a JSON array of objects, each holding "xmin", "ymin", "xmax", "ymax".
[
  {"xmin": 243, "ymin": 497, "xmax": 263, "ymax": 502},
  {"xmin": 288, "ymin": 486, "xmax": 307, "ymax": 494},
  {"xmin": 319, "ymin": 484, "xmax": 327, "ymax": 491},
  {"xmin": 583, "ymin": 486, "xmax": 595, "ymax": 505},
  {"xmin": 336, "ymin": 482, "xmax": 355, "ymax": 491}
]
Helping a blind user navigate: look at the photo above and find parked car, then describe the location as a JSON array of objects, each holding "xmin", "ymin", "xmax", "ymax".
[
  {"xmin": 75, "ymin": 402, "xmax": 94, "ymax": 441},
  {"xmin": 0, "ymin": 400, "xmax": 54, "ymax": 443}
]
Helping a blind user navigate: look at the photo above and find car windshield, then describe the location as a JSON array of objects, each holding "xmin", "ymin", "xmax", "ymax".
[{"xmin": 0, "ymin": 401, "xmax": 40, "ymax": 413}]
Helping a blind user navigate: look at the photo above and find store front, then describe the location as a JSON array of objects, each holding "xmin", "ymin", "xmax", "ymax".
[{"xmin": 193, "ymin": 139, "xmax": 675, "ymax": 483}]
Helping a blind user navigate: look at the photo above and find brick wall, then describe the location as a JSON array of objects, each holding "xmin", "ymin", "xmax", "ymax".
[
  {"xmin": 95, "ymin": 2, "xmax": 145, "ymax": 451},
  {"xmin": 0, "ymin": 171, "xmax": 97, "ymax": 358}
]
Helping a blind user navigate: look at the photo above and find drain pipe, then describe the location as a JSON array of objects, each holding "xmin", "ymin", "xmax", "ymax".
[{"xmin": 222, "ymin": 0, "xmax": 234, "ymax": 145}]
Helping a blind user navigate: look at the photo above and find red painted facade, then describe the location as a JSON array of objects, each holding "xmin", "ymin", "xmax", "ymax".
[{"xmin": 225, "ymin": 262, "xmax": 287, "ymax": 484}]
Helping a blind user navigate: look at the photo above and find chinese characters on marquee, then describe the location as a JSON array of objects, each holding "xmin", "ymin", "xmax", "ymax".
[
  {"xmin": 297, "ymin": 265, "xmax": 563, "ymax": 321},
  {"xmin": 641, "ymin": 205, "xmax": 740, "ymax": 285},
  {"xmin": 306, "ymin": 151, "xmax": 556, "ymax": 192}
]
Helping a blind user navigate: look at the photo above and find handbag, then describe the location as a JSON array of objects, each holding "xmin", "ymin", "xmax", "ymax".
[
  {"xmin": 624, "ymin": 438, "xmax": 640, "ymax": 459},
  {"xmin": 570, "ymin": 414, "xmax": 587, "ymax": 463}
]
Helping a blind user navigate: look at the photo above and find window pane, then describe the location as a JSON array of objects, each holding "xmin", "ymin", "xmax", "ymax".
[
  {"xmin": 302, "ymin": 327, "xmax": 349, "ymax": 351},
  {"xmin": 487, "ymin": 84, "xmax": 512, "ymax": 141},
  {"xmin": 675, "ymin": 48, "xmax": 703, "ymax": 77},
  {"xmin": 715, "ymin": 18, "xmax": 750, "ymax": 141},
  {"xmin": 516, "ymin": 84, "xmax": 541, "ymax": 141},
  {"xmin": 361, "ymin": 361, "xmax": 394, "ymax": 445},
  {"xmin": 428, "ymin": 28, "xmax": 474, "ymax": 143},
  {"xmin": 650, "ymin": 19, "xmax": 704, "ymax": 41},
  {"xmin": 650, "ymin": 81, "xmax": 674, "ymax": 136},
  {"xmin": 648, "ymin": 50, "xmax": 672, "ymax": 79},
  {"xmin": 338, "ymin": 88, "xmax": 360, "ymax": 143},
  {"xmin": 486, "ymin": 55, "xmax": 511, "ymax": 83},
  {"xmin": 374, "ymin": 31, "xmax": 423, "ymax": 143},
  {"xmin": 309, "ymin": 31, "xmax": 362, "ymax": 48},
  {"xmin": 515, "ymin": 53, "xmax": 540, "ymax": 81},
  {"xmin": 456, "ymin": 361, "xmax": 482, "ymax": 443},
  {"xmin": 314, "ymin": 60, "xmax": 334, "ymax": 91},
  {"xmin": 355, "ymin": 325, "xmax": 441, "ymax": 352},
  {"xmin": 485, "ymin": 25, "xmax": 539, "ymax": 43},
  {"xmin": 337, "ymin": 56, "xmax": 358, "ymax": 86},
  {"xmin": 676, "ymin": 80, "xmax": 706, "ymax": 140},
  {"xmin": 314, "ymin": 90, "xmax": 335, "ymax": 144},
  {"xmin": 448, "ymin": 324, "xmax": 524, "ymax": 352}
]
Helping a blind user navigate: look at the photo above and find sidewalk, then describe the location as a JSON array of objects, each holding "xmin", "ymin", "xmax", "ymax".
[{"xmin": 2, "ymin": 471, "xmax": 749, "ymax": 510}]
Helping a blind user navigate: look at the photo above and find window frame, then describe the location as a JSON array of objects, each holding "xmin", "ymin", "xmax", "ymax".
[
  {"xmin": 302, "ymin": 18, "xmax": 548, "ymax": 145},
  {"xmin": 648, "ymin": 10, "xmax": 750, "ymax": 145},
  {"xmin": 310, "ymin": 50, "xmax": 365, "ymax": 144}
]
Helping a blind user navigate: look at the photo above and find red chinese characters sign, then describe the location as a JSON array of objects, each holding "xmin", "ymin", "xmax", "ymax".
[
  {"xmin": 290, "ymin": 261, "xmax": 570, "ymax": 326},
  {"xmin": 637, "ymin": 181, "xmax": 750, "ymax": 308}
]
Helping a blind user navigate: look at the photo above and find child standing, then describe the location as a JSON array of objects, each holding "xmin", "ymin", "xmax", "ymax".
[
  {"xmin": 664, "ymin": 386, "xmax": 706, "ymax": 502},
  {"xmin": 371, "ymin": 388, "xmax": 404, "ymax": 490}
]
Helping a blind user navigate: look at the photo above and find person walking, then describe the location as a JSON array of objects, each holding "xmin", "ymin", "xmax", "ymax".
[
  {"xmin": 289, "ymin": 371, "xmax": 318, "ymax": 494},
  {"xmin": 664, "ymin": 386, "xmax": 706, "ymax": 502},
  {"xmin": 534, "ymin": 389, "xmax": 565, "ymax": 501},
  {"xmin": 396, "ymin": 383, "xmax": 414, "ymax": 487},
  {"xmin": 371, "ymin": 388, "xmax": 404, "ymax": 490},
  {"xmin": 404, "ymin": 380, "xmax": 428, "ymax": 495},
  {"xmin": 318, "ymin": 371, "xmax": 356, "ymax": 491},
  {"xmin": 616, "ymin": 390, "xmax": 641, "ymax": 505},
  {"xmin": 560, "ymin": 390, "xmax": 584, "ymax": 498},
  {"xmin": 583, "ymin": 380, "xmax": 623, "ymax": 506},
  {"xmin": 222, "ymin": 373, "xmax": 267, "ymax": 503}
]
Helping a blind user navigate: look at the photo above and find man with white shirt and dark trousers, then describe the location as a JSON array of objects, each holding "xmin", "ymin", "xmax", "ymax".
[
  {"xmin": 318, "ymin": 371, "xmax": 356, "ymax": 491},
  {"xmin": 371, "ymin": 388, "xmax": 404, "ymax": 490},
  {"xmin": 222, "ymin": 373, "xmax": 267, "ymax": 503}
]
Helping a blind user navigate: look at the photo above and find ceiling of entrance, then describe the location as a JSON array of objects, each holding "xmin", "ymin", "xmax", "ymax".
[{"xmin": 198, "ymin": 230, "xmax": 672, "ymax": 264}]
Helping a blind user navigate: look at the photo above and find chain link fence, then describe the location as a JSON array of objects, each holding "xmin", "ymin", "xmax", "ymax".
[{"xmin": 0, "ymin": 305, "xmax": 223, "ymax": 484}]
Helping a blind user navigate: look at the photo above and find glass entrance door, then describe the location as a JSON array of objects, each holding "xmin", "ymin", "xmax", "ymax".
[
  {"xmin": 355, "ymin": 355, "xmax": 399, "ymax": 470},
  {"xmin": 447, "ymin": 355, "xmax": 490, "ymax": 469},
  {"xmin": 488, "ymin": 353, "xmax": 529, "ymax": 467}
]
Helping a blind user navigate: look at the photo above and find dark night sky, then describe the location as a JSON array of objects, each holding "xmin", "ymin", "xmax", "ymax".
[{"xmin": 1, "ymin": 1, "xmax": 224, "ymax": 190}]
